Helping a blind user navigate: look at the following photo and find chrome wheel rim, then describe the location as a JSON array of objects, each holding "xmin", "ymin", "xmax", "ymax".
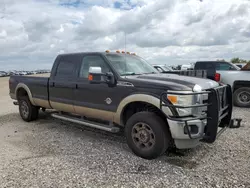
[
  {"xmin": 20, "ymin": 101, "xmax": 29, "ymax": 118},
  {"xmin": 238, "ymin": 91, "xmax": 250, "ymax": 104},
  {"xmin": 132, "ymin": 122, "xmax": 156, "ymax": 150}
]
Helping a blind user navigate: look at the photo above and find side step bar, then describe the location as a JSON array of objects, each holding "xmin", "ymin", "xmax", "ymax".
[{"xmin": 50, "ymin": 113, "xmax": 120, "ymax": 133}]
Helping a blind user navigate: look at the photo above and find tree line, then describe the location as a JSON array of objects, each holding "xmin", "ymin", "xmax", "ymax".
[{"xmin": 217, "ymin": 58, "xmax": 250, "ymax": 64}]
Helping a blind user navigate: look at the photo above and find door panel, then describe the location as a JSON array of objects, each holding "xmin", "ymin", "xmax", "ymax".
[
  {"xmin": 49, "ymin": 55, "xmax": 81, "ymax": 113},
  {"xmin": 73, "ymin": 54, "xmax": 134, "ymax": 121},
  {"xmin": 74, "ymin": 81, "xmax": 134, "ymax": 121}
]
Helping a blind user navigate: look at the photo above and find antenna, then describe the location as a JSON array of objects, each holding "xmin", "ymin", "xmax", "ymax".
[{"xmin": 124, "ymin": 31, "xmax": 127, "ymax": 78}]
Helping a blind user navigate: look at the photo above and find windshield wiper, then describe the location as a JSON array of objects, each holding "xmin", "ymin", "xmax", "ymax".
[{"xmin": 142, "ymin": 72, "xmax": 157, "ymax": 74}]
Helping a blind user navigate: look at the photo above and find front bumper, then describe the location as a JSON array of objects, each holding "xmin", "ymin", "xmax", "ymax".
[{"xmin": 160, "ymin": 84, "xmax": 236, "ymax": 145}]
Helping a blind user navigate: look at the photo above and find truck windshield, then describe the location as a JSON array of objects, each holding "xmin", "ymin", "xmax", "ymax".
[
  {"xmin": 105, "ymin": 54, "xmax": 157, "ymax": 76},
  {"xmin": 227, "ymin": 62, "xmax": 241, "ymax": 70}
]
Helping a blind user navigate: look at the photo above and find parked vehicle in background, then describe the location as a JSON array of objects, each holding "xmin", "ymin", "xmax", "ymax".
[
  {"xmin": 153, "ymin": 64, "xmax": 208, "ymax": 79},
  {"xmin": 0, "ymin": 71, "xmax": 7, "ymax": 77},
  {"xmin": 241, "ymin": 62, "xmax": 250, "ymax": 71},
  {"xmin": 193, "ymin": 61, "xmax": 250, "ymax": 107},
  {"xmin": 181, "ymin": 64, "xmax": 192, "ymax": 70},
  {"xmin": 152, "ymin": 64, "xmax": 173, "ymax": 73},
  {"xmin": 235, "ymin": 63, "xmax": 247, "ymax": 69},
  {"xmin": 9, "ymin": 50, "xmax": 239, "ymax": 159}
]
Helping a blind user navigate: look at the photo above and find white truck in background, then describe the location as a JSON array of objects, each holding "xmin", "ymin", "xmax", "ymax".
[{"xmin": 193, "ymin": 61, "xmax": 250, "ymax": 107}]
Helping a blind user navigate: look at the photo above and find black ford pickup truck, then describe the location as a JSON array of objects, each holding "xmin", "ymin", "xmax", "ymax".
[{"xmin": 9, "ymin": 51, "xmax": 239, "ymax": 159}]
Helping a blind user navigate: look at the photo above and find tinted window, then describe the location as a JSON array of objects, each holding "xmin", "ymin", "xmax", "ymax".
[
  {"xmin": 195, "ymin": 62, "xmax": 216, "ymax": 70},
  {"xmin": 79, "ymin": 55, "xmax": 110, "ymax": 78},
  {"xmin": 56, "ymin": 60, "xmax": 76, "ymax": 77},
  {"xmin": 215, "ymin": 62, "xmax": 238, "ymax": 70}
]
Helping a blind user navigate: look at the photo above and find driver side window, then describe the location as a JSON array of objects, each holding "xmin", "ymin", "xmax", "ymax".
[{"xmin": 79, "ymin": 55, "xmax": 110, "ymax": 78}]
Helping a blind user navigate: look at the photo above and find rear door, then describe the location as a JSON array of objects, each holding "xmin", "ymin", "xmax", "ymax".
[{"xmin": 49, "ymin": 54, "xmax": 80, "ymax": 113}]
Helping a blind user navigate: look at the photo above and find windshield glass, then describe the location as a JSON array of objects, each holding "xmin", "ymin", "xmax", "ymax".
[
  {"xmin": 105, "ymin": 54, "xmax": 157, "ymax": 76},
  {"xmin": 228, "ymin": 62, "xmax": 241, "ymax": 70}
]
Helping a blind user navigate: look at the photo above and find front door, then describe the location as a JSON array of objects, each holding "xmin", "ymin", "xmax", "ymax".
[{"xmin": 73, "ymin": 54, "xmax": 132, "ymax": 122}]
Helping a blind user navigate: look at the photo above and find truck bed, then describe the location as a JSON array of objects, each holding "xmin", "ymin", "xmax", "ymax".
[{"xmin": 9, "ymin": 75, "xmax": 50, "ymax": 103}]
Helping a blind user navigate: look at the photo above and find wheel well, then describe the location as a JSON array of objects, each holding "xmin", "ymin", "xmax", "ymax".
[
  {"xmin": 16, "ymin": 87, "xmax": 28, "ymax": 100},
  {"xmin": 233, "ymin": 81, "xmax": 250, "ymax": 92},
  {"xmin": 122, "ymin": 102, "xmax": 168, "ymax": 126}
]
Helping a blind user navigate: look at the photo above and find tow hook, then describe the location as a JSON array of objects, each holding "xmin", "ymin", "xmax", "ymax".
[{"xmin": 229, "ymin": 118, "xmax": 242, "ymax": 128}]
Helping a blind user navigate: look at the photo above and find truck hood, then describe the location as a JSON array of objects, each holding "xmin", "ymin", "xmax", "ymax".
[{"xmin": 124, "ymin": 73, "xmax": 219, "ymax": 91}]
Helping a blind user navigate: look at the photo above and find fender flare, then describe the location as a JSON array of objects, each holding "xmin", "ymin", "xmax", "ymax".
[
  {"xmin": 15, "ymin": 83, "xmax": 36, "ymax": 105},
  {"xmin": 113, "ymin": 94, "xmax": 173, "ymax": 126},
  {"xmin": 232, "ymin": 80, "xmax": 250, "ymax": 92}
]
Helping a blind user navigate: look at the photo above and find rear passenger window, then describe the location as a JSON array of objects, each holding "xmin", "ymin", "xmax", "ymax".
[
  {"xmin": 195, "ymin": 62, "xmax": 215, "ymax": 70},
  {"xmin": 56, "ymin": 60, "xmax": 76, "ymax": 77}
]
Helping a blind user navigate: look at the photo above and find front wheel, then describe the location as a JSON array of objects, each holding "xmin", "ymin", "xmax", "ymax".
[
  {"xmin": 233, "ymin": 87, "xmax": 250, "ymax": 107},
  {"xmin": 125, "ymin": 111, "xmax": 171, "ymax": 160},
  {"xmin": 18, "ymin": 96, "xmax": 39, "ymax": 122}
]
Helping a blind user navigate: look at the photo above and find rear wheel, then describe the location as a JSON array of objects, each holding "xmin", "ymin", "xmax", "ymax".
[
  {"xmin": 233, "ymin": 87, "xmax": 250, "ymax": 107},
  {"xmin": 18, "ymin": 96, "xmax": 39, "ymax": 122},
  {"xmin": 125, "ymin": 111, "xmax": 171, "ymax": 160}
]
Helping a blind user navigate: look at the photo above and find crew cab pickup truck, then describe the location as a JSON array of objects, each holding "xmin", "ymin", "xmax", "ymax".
[
  {"xmin": 9, "ymin": 51, "xmax": 239, "ymax": 159},
  {"xmin": 193, "ymin": 61, "xmax": 250, "ymax": 107}
]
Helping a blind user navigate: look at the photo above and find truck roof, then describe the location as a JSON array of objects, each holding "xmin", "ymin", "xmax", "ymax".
[
  {"xmin": 57, "ymin": 51, "xmax": 137, "ymax": 57},
  {"xmin": 196, "ymin": 61, "xmax": 230, "ymax": 63}
]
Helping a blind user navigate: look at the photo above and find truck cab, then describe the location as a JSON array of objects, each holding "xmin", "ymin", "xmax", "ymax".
[{"xmin": 9, "ymin": 51, "xmax": 238, "ymax": 159}]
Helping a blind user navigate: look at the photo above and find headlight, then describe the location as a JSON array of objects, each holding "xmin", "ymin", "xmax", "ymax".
[{"xmin": 167, "ymin": 94, "xmax": 194, "ymax": 116}]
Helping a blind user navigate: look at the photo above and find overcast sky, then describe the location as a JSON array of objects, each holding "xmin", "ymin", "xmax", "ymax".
[{"xmin": 0, "ymin": 0, "xmax": 250, "ymax": 71}]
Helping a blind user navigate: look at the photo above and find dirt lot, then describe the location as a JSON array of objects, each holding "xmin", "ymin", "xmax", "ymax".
[{"xmin": 0, "ymin": 76, "xmax": 250, "ymax": 188}]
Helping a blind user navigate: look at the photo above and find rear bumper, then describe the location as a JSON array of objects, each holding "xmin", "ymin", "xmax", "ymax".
[{"xmin": 160, "ymin": 84, "xmax": 235, "ymax": 147}]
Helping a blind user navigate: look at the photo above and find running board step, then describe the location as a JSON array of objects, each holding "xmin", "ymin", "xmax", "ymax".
[{"xmin": 50, "ymin": 113, "xmax": 120, "ymax": 133}]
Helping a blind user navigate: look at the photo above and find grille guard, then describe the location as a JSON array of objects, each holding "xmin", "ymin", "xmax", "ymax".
[{"xmin": 160, "ymin": 84, "xmax": 233, "ymax": 143}]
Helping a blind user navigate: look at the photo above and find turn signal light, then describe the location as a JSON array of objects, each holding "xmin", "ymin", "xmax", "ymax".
[
  {"xmin": 167, "ymin": 95, "xmax": 178, "ymax": 104},
  {"xmin": 88, "ymin": 74, "xmax": 93, "ymax": 81},
  {"xmin": 105, "ymin": 50, "xmax": 110, "ymax": 53}
]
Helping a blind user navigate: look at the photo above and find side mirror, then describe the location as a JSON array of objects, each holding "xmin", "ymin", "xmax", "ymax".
[
  {"xmin": 88, "ymin": 66, "xmax": 104, "ymax": 84},
  {"xmin": 88, "ymin": 66, "xmax": 116, "ymax": 85}
]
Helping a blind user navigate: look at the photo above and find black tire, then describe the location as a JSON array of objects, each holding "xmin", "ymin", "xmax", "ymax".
[
  {"xmin": 18, "ymin": 96, "xmax": 39, "ymax": 122},
  {"xmin": 125, "ymin": 111, "xmax": 171, "ymax": 160},
  {"xmin": 233, "ymin": 87, "xmax": 250, "ymax": 107}
]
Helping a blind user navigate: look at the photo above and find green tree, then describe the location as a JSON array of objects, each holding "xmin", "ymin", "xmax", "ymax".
[
  {"xmin": 231, "ymin": 57, "xmax": 240, "ymax": 64},
  {"xmin": 231, "ymin": 57, "xmax": 249, "ymax": 64}
]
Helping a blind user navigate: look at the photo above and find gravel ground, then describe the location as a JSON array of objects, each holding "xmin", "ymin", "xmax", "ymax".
[{"xmin": 0, "ymin": 77, "xmax": 250, "ymax": 188}]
